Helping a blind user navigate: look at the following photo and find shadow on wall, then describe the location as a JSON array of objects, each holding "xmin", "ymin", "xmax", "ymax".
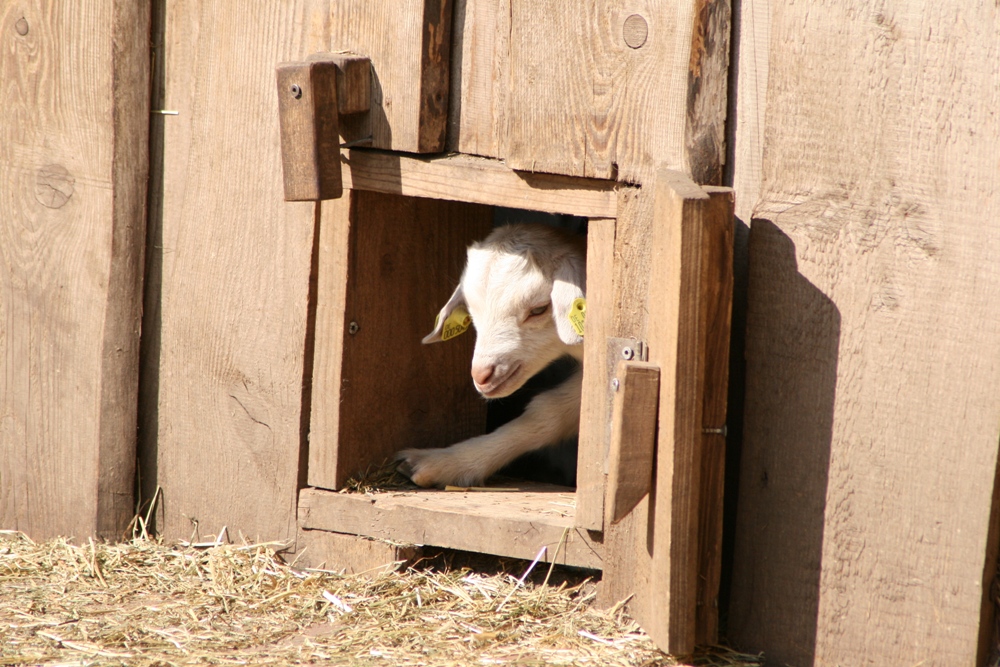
[{"xmin": 727, "ymin": 218, "xmax": 841, "ymax": 667}]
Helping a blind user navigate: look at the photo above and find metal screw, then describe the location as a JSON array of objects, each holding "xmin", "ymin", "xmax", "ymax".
[
  {"xmin": 621, "ymin": 347, "xmax": 634, "ymax": 360},
  {"xmin": 348, "ymin": 321, "xmax": 359, "ymax": 335},
  {"xmin": 611, "ymin": 378, "xmax": 620, "ymax": 392},
  {"xmin": 703, "ymin": 426, "xmax": 728, "ymax": 437},
  {"xmin": 290, "ymin": 84, "xmax": 302, "ymax": 99}
]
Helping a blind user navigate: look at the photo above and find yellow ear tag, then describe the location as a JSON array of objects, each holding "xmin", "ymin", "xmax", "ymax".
[
  {"xmin": 439, "ymin": 306, "xmax": 472, "ymax": 341},
  {"xmin": 568, "ymin": 298, "xmax": 586, "ymax": 337}
]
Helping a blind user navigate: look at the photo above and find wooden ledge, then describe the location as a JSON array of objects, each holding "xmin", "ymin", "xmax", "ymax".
[
  {"xmin": 340, "ymin": 149, "xmax": 622, "ymax": 218},
  {"xmin": 299, "ymin": 484, "xmax": 604, "ymax": 570}
]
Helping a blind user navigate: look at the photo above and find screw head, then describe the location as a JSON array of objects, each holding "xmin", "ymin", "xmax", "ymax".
[
  {"xmin": 290, "ymin": 84, "xmax": 302, "ymax": 99},
  {"xmin": 611, "ymin": 378, "xmax": 620, "ymax": 392},
  {"xmin": 621, "ymin": 347, "xmax": 634, "ymax": 360},
  {"xmin": 348, "ymin": 321, "xmax": 360, "ymax": 335}
]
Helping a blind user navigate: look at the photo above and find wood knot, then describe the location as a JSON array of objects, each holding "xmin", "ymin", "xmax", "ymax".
[
  {"xmin": 35, "ymin": 164, "xmax": 75, "ymax": 209},
  {"xmin": 15, "ymin": 17, "xmax": 29, "ymax": 36},
  {"xmin": 623, "ymin": 14, "xmax": 648, "ymax": 49}
]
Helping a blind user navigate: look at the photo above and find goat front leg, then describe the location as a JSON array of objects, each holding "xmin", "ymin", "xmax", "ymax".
[{"xmin": 397, "ymin": 368, "xmax": 582, "ymax": 488}]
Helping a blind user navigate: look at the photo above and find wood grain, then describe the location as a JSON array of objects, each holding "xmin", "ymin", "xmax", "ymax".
[
  {"xmin": 276, "ymin": 59, "xmax": 343, "ymax": 201},
  {"xmin": 729, "ymin": 2, "xmax": 1000, "ymax": 665},
  {"xmin": 295, "ymin": 528, "xmax": 421, "ymax": 574},
  {"xmin": 141, "ymin": 0, "xmax": 329, "ymax": 543},
  {"xmin": 605, "ymin": 362, "xmax": 660, "ymax": 526},
  {"xmin": 684, "ymin": 0, "xmax": 731, "ymax": 185},
  {"xmin": 694, "ymin": 187, "xmax": 733, "ymax": 644},
  {"xmin": 307, "ymin": 191, "xmax": 492, "ymax": 490},
  {"xmin": 330, "ymin": 0, "xmax": 453, "ymax": 152},
  {"xmin": 0, "ymin": 1, "xmax": 149, "ymax": 540},
  {"xmin": 299, "ymin": 485, "xmax": 604, "ymax": 569},
  {"xmin": 341, "ymin": 149, "xmax": 619, "ymax": 218},
  {"xmin": 505, "ymin": 0, "xmax": 694, "ymax": 183},
  {"xmin": 575, "ymin": 217, "xmax": 618, "ymax": 531},
  {"xmin": 446, "ymin": 0, "xmax": 510, "ymax": 157}
]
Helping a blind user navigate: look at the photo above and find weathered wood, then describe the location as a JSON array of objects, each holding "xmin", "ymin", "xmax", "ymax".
[
  {"xmin": 605, "ymin": 362, "xmax": 660, "ymax": 526},
  {"xmin": 694, "ymin": 187, "xmax": 733, "ymax": 644},
  {"xmin": 575, "ymin": 218, "xmax": 618, "ymax": 531},
  {"xmin": 295, "ymin": 528, "xmax": 421, "ymax": 574},
  {"xmin": 341, "ymin": 149, "xmax": 619, "ymax": 218},
  {"xmin": 505, "ymin": 1, "xmax": 696, "ymax": 183},
  {"xmin": 299, "ymin": 485, "xmax": 604, "ymax": 569},
  {"xmin": 684, "ymin": 0, "xmax": 731, "ymax": 185},
  {"xmin": 0, "ymin": 1, "xmax": 149, "ymax": 540},
  {"xmin": 307, "ymin": 191, "xmax": 491, "ymax": 490},
  {"xmin": 446, "ymin": 0, "xmax": 510, "ymax": 157},
  {"xmin": 140, "ymin": 0, "xmax": 329, "ymax": 542},
  {"xmin": 330, "ymin": 0, "xmax": 453, "ymax": 153},
  {"xmin": 729, "ymin": 2, "xmax": 1000, "ymax": 665},
  {"xmin": 312, "ymin": 52, "xmax": 371, "ymax": 115},
  {"xmin": 277, "ymin": 59, "xmax": 343, "ymax": 201}
]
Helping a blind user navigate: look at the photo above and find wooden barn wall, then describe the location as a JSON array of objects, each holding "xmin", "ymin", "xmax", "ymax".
[
  {"xmin": 0, "ymin": 2, "xmax": 150, "ymax": 540},
  {"xmin": 138, "ymin": 0, "xmax": 330, "ymax": 542},
  {"xmin": 727, "ymin": 0, "xmax": 1000, "ymax": 665}
]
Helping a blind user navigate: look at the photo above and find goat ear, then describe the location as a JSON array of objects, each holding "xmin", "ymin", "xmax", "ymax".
[
  {"xmin": 422, "ymin": 284, "xmax": 467, "ymax": 344},
  {"xmin": 551, "ymin": 253, "xmax": 586, "ymax": 346}
]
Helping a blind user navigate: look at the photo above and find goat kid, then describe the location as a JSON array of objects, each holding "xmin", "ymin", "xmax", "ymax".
[{"xmin": 397, "ymin": 224, "xmax": 586, "ymax": 488}]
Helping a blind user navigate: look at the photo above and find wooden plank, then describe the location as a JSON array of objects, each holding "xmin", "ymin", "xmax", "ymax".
[
  {"xmin": 446, "ymin": 0, "xmax": 510, "ymax": 158},
  {"xmin": 728, "ymin": 1, "xmax": 1000, "ymax": 665},
  {"xmin": 307, "ymin": 191, "xmax": 491, "ymax": 490},
  {"xmin": 694, "ymin": 187, "xmax": 734, "ymax": 644},
  {"xmin": 597, "ymin": 186, "xmax": 657, "ymax": 609},
  {"xmin": 276, "ymin": 59, "xmax": 343, "ymax": 201},
  {"xmin": 575, "ymin": 218, "xmax": 617, "ymax": 531},
  {"xmin": 295, "ymin": 528, "xmax": 421, "ymax": 574},
  {"xmin": 684, "ymin": 0, "xmax": 731, "ymax": 185},
  {"xmin": 0, "ymin": 1, "xmax": 149, "ymax": 541},
  {"xmin": 299, "ymin": 485, "xmax": 604, "ymax": 569},
  {"xmin": 140, "ymin": 0, "xmax": 330, "ymax": 543},
  {"xmin": 505, "ymin": 0, "xmax": 695, "ymax": 183},
  {"xmin": 341, "ymin": 149, "xmax": 619, "ymax": 218},
  {"xmin": 636, "ymin": 169, "xmax": 711, "ymax": 654},
  {"xmin": 330, "ymin": 0, "xmax": 453, "ymax": 153},
  {"xmin": 605, "ymin": 362, "xmax": 660, "ymax": 526}
]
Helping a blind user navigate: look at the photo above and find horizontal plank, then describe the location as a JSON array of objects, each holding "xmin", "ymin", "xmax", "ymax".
[
  {"xmin": 341, "ymin": 149, "xmax": 620, "ymax": 218},
  {"xmin": 299, "ymin": 484, "xmax": 603, "ymax": 570}
]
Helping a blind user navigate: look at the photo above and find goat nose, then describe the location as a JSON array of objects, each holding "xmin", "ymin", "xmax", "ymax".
[{"xmin": 472, "ymin": 364, "xmax": 495, "ymax": 386}]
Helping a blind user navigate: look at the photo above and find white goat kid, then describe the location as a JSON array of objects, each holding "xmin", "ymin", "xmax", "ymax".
[{"xmin": 397, "ymin": 224, "xmax": 586, "ymax": 488}]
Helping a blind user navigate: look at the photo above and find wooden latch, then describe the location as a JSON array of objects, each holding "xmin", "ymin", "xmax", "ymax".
[
  {"xmin": 605, "ymin": 360, "xmax": 661, "ymax": 526},
  {"xmin": 276, "ymin": 53, "xmax": 370, "ymax": 201}
]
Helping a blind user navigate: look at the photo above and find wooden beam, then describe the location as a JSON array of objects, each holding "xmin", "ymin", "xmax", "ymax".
[
  {"xmin": 0, "ymin": 0, "xmax": 149, "ymax": 541},
  {"xmin": 605, "ymin": 361, "xmax": 660, "ymax": 526},
  {"xmin": 299, "ymin": 485, "xmax": 604, "ymax": 569},
  {"xmin": 341, "ymin": 149, "xmax": 620, "ymax": 217},
  {"xmin": 575, "ymin": 217, "xmax": 617, "ymax": 531},
  {"xmin": 295, "ymin": 528, "xmax": 421, "ymax": 574}
]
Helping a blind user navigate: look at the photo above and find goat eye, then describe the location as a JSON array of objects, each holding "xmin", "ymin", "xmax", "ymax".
[{"xmin": 529, "ymin": 303, "xmax": 550, "ymax": 317}]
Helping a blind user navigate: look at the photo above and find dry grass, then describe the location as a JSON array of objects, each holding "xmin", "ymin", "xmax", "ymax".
[{"xmin": 0, "ymin": 530, "xmax": 761, "ymax": 667}]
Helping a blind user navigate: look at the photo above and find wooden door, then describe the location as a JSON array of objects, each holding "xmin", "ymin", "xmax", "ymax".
[{"xmin": 599, "ymin": 169, "xmax": 734, "ymax": 654}]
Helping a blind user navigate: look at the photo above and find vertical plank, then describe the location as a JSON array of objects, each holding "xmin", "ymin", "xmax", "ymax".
[
  {"xmin": 694, "ymin": 187, "xmax": 734, "ymax": 644},
  {"xmin": 141, "ymin": 0, "xmax": 329, "ymax": 542},
  {"xmin": 446, "ymin": 0, "xmax": 510, "ymax": 158},
  {"xmin": 331, "ymin": 0, "xmax": 453, "ymax": 153},
  {"xmin": 308, "ymin": 192, "xmax": 492, "ymax": 490},
  {"xmin": 506, "ymin": 0, "xmax": 693, "ymax": 182},
  {"xmin": 684, "ymin": 0, "xmax": 731, "ymax": 186},
  {"xmin": 729, "ymin": 1, "xmax": 1000, "ymax": 665},
  {"xmin": 639, "ymin": 170, "xmax": 710, "ymax": 653},
  {"xmin": 576, "ymin": 217, "xmax": 617, "ymax": 531},
  {"xmin": 0, "ymin": 1, "xmax": 149, "ymax": 540}
]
